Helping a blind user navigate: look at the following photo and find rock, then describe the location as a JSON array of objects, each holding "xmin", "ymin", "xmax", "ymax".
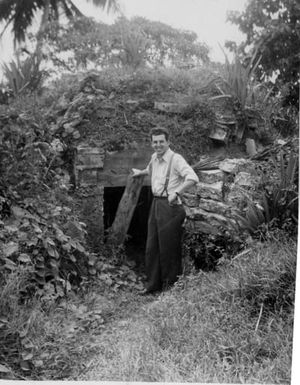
[
  {"xmin": 185, "ymin": 207, "xmax": 229, "ymax": 227},
  {"xmin": 219, "ymin": 158, "xmax": 249, "ymax": 174},
  {"xmin": 226, "ymin": 185, "xmax": 253, "ymax": 211},
  {"xmin": 225, "ymin": 170, "xmax": 260, "ymax": 210},
  {"xmin": 184, "ymin": 219, "xmax": 220, "ymax": 235},
  {"xmin": 199, "ymin": 198, "xmax": 232, "ymax": 216},
  {"xmin": 182, "ymin": 193, "xmax": 200, "ymax": 207},
  {"xmin": 198, "ymin": 169, "xmax": 224, "ymax": 184},
  {"xmin": 209, "ymin": 126, "xmax": 228, "ymax": 142},
  {"xmin": 234, "ymin": 172, "xmax": 259, "ymax": 188},
  {"xmin": 196, "ymin": 181, "xmax": 223, "ymax": 201}
]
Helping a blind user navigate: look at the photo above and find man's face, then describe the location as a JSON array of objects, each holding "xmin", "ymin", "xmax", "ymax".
[{"xmin": 151, "ymin": 134, "xmax": 170, "ymax": 157}]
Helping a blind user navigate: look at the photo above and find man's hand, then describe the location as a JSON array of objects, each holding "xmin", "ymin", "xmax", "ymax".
[
  {"xmin": 168, "ymin": 192, "xmax": 177, "ymax": 205},
  {"xmin": 132, "ymin": 168, "xmax": 143, "ymax": 177}
]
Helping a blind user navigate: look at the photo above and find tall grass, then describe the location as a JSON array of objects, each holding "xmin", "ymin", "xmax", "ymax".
[{"xmin": 80, "ymin": 235, "xmax": 296, "ymax": 383}]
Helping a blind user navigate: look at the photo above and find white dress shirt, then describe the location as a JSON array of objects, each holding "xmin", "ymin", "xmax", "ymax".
[{"xmin": 146, "ymin": 148, "xmax": 199, "ymax": 196}]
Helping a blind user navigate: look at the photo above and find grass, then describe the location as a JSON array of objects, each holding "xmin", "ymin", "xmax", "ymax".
[
  {"xmin": 0, "ymin": 234, "xmax": 296, "ymax": 382},
  {"xmin": 78, "ymin": 235, "xmax": 296, "ymax": 383}
]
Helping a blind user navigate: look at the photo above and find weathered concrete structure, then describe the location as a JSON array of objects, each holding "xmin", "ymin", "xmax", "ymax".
[
  {"xmin": 74, "ymin": 141, "xmax": 260, "ymax": 251},
  {"xmin": 50, "ymin": 71, "xmax": 268, "ymax": 252}
]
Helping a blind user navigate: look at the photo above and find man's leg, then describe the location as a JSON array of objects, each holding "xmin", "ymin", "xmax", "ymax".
[
  {"xmin": 157, "ymin": 200, "xmax": 186, "ymax": 288},
  {"xmin": 144, "ymin": 200, "xmax": 162, "ymax": 291}
]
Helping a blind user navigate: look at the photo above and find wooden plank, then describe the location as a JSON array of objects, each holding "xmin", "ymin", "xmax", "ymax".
[{"xmin": 107, "ymin": 174, "xmax": 145, "ymax": 245}]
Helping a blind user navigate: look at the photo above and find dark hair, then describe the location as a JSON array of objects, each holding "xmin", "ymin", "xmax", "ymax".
[{"xmin": 150, "ymin": 126, "xmax": 170, "ymax": 141}]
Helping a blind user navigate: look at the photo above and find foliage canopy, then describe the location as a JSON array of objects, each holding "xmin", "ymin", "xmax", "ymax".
[
  {"xmin": 0, "ymin": 0, "xmax": 119, "ymax": 48},
  {"xmin": 226, "ymin": 0, "xmax": 300, "ymax": 107},
  {"xmin": 42, "ymin": 16, "xmax": 210, "ymax": 72}
]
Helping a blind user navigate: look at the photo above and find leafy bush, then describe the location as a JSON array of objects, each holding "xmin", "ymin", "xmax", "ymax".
[
  {"xmin": 237, "ymin": 151, "xmax": 298, "ymax": 236},
  {"xmin": 210, "ymin": 52, "xmax": 277, "ymax": 143},
  {"xmin": 183, "ymin": 231, "xmax": 244, "ymax": 272},
  {"xmin": 2, "ymin": 56, "xmax": 45, "ymax": 96},
  {"xmin": 0, "ymin": 91, "xmax": 96, "ymax": 299},
  {"xmin": 215, "ymin": 51, "xmax": 261, "ymax": 108}
]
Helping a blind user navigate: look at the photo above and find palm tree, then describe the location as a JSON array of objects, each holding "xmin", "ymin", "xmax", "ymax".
[
  {"xmin": 0, "ymin": 0, "xmax": 119, "ymax": 44},
  {"xmin": 0, "ymin": 0, "xmax": 119, "ymax": 93}
]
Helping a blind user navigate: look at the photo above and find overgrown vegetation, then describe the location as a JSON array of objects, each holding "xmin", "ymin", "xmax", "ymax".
[
  {"xmin": 0, "ymin": 252, "xmax": 143, "ymax": 379},
  {"xmin": 0, "ymin": 1, "xmax": 298, "ymax": 381},
  {"xmin": 0, "ymin": 62, "xmax": 298, "ymax": 381},
  {"xmin": 226, "ymin": 0, "xmax": 300, "ymax": 109},
  {"xmin": 77, "ymin": 235, "xmax": 296, "ymax": 383},
  {"xmin": 43, "ymin": 16, "xmax": 209, "ymax": 72},
  {"xmin": 238, "ymin": 149, "xmax": 298, "ymax": 237}
]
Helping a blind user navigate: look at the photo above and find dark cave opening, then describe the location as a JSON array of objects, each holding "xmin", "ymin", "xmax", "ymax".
[{"xmin": 103, "ymin": 185, "xmax": 153, "ymax": 266}]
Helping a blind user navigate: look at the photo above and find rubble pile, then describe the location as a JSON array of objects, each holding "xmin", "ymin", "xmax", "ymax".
[{"xmin": 49, "ymin": 70, "xmax": 230, "ymax": 164}]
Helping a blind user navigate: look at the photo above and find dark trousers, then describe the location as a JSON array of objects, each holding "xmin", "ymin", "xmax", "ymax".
[{"xmin": 145, "ymin": 198, "xmax": 186, "ymax": 291}]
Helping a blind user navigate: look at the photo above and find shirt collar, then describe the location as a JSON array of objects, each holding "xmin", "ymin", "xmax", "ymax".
[{"xmin": 153, "ymin": 148, "xmax": 173, "ymax": 162}]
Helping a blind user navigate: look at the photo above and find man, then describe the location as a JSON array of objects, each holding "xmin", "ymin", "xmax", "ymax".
[{"xmin": 132, "ymin": 126, "xmax": 199, "ymax": 294}]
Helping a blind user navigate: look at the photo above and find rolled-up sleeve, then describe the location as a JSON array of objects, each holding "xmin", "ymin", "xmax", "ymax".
[
  {"xmin": 145, "ymin": 155, "xmax": 155, "ymax": 175},
  {"xmin": 175, "ymin": 154, "xmax": 199, "ymax": 183}
]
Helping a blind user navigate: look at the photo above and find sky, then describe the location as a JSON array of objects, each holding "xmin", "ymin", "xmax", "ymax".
[{"xmin": 0, "ymin": 0, "xmax": 248, "ymax": 71}]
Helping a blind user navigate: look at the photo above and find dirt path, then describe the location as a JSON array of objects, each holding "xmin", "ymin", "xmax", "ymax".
[{"xmin": 71, "ymin": 287, "xmax": 162, "ymax": 381}]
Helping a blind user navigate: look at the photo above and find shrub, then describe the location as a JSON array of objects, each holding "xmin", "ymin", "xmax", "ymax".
[
  {"xmin": 183, "ymin": 231, "xmax": 244, "ymax": 271},
  {"xmin": 2, "ymin": 56, "xmax": 45, "ymax": 96},
  {"xmin": 237, "ymin": 151, "xmax": 298, "ymax": 237}
]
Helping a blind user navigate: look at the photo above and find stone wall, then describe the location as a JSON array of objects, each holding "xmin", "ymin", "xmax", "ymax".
[
  {"xmin": 74, "ymin": 145, "xmax": 105, "ymax": 251},
  {"xmin": 73, "ymin": 143, "xmax": 262, "ymax": 249},
  {"xmin": 183, "ymin": 158, "xmax": 261, "ymax": 236}
]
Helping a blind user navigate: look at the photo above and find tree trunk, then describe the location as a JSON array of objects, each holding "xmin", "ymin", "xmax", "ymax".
[
  {"xmin": 107, "ymin": 174, "xmax": 145, "ymax": 245},
  {"xmin": 35, "ymin": 0, "xmax": 50, "ymax": 62}
]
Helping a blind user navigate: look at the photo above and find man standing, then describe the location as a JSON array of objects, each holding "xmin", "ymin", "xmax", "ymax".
[{"xmin": 132, "ymin": 126, "xmax": 199, "ymax": 294}]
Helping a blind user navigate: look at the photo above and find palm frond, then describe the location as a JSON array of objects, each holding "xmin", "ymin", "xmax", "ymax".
[
  {"xmin": 87, "ymin": 0, "xmax": 120, "ymax": 14},
  {"xmin": 0, "ymin": 0, "xmax": 16, "ymax": 21},
  {"xmin": 11, "ymin": 0, "xmax": 43, "ymax": 43},
  {"xmin": 59, "ymin": 0, "xmax": 83, "ymax": 19}
]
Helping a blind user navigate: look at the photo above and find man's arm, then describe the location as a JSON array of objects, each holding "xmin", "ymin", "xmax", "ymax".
[
  {"xmin": 168, "ymin": 179, "xmax": 197, "ymax": 204},
  {"xmin": 174, "ymin": 179, "xmax": 196, "ymax": 196},
  {"xmin": 132, "ymin": 168, "xmax": 149, "ymax": 177},
  {"xmin": 168, "ymin": 154, "xmax": 199, "ymax": 204}
]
